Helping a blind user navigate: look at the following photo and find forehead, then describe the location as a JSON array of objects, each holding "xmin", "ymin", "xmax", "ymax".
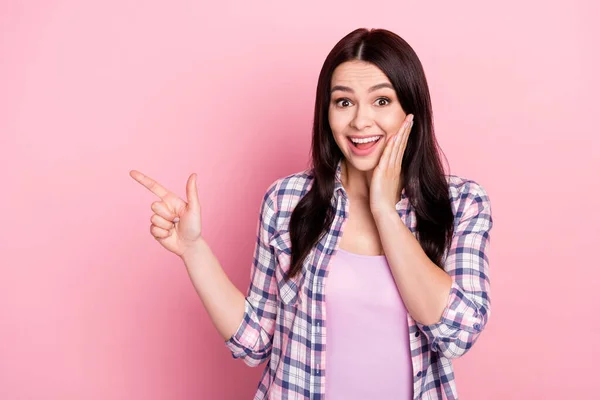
[{"xmin": 330, "ymin": 60, "xmax": 391, "ymax": 87}]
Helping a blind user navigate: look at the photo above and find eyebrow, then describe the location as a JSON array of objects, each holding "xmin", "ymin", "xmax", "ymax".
[{"xmin": 330, "ymin": 82, "xmax": 394, "ymax": 94}]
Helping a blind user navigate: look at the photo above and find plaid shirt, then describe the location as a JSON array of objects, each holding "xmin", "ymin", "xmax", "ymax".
[{"xmin": 225, "ymin": 160, "xmax": 493, "ymax": 399}]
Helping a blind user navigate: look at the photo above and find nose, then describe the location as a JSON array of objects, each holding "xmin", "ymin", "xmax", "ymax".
[{"xmin": 350, "ymin": 103, "xmax": 374, "ymax": 131}]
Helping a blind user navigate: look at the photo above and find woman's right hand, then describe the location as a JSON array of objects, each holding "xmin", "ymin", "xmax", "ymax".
[{"xmin": 129, "ymin": 170, "xmax": 203, "ymax": 258}]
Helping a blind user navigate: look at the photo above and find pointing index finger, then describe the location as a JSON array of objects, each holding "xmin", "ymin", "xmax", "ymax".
[{"xmin": 129, "ymin": 170, "xmax": 170, "ymax": 199}]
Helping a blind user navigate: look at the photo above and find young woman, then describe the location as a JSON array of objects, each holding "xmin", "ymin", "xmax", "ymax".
[{"xmin": 130, "ymin": 28, "xmax": 493, "ymax": 400}]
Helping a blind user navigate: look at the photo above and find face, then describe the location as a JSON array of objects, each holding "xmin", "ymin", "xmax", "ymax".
[{"xmin": 328, "ymin": 60, "xmax": 407, "ymax": 172}]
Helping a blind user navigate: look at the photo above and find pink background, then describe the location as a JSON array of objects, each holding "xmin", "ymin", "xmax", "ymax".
[{"xmin": 1, "ymin": 1, "xmax": 598, "ymax": 399}]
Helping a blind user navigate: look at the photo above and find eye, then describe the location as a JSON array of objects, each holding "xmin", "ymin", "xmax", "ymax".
[
  {"xmin": 375, "ymin": 97, "xmax": 391, "ymax": 106},
  {"xmin": 334, "ymin": 98, "xmax": 352, "ymax": 108}
]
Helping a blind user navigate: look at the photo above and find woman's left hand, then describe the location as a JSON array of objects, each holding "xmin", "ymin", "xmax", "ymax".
[{"xmin": 369, "ymin": 114, "xmax": 414, "ymax": 216}]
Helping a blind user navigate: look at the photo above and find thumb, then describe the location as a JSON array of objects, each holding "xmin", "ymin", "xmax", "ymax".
[{"xmin": 186, "ymin": 173, "xmax": 200, "ymax": 210}]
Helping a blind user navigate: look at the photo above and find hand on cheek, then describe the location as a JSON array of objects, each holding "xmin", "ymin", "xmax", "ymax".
[{"xmin": 369, "ymin": 114, "xmax": 414, "ymax": 216}]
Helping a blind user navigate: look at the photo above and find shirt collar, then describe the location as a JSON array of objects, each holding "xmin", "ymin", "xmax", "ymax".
[{"xmin": 334, "ymin": 159, "xmax": 346, "ymax": 197}]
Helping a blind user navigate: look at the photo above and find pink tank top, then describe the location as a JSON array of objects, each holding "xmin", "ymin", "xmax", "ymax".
[{"xmin": 324, "ymin": 247, "xmax": 413, "ymax": 399}]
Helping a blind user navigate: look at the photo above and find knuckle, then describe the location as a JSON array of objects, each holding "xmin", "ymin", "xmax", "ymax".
[{"xmin": 150, "ymin": 226, "xmax": 162, "ymax": 237}]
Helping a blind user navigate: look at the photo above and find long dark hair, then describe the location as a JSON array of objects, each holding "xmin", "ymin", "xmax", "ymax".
[{"xmin": 287, "ymin": 28, "xmax": 454, "ymax": 280}]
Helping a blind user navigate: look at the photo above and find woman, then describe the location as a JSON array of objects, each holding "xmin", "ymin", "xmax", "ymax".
[{"xmin": 130, "ymin": 28, "xmax": 493, "ymax": 400}]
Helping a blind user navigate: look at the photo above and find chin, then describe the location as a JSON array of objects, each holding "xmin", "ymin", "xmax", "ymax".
[{"xmin": 345, "ymin": 154, "xmax": 380, "ymax": 171}]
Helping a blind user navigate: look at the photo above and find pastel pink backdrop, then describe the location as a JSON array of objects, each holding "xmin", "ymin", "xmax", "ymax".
[{"xmin": 1, "ymin": 1, "xmax": 598, "ymax": 399}]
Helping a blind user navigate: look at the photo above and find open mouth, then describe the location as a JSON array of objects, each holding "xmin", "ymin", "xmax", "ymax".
[{"xmin": 347, "ymin": 136, "xmax": 383, "ymax": 151}]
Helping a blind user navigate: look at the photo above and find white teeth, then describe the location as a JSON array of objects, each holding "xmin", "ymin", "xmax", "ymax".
[{"xmin": 350, "ymin": 136, "xmax": 381, "ymax": 144}]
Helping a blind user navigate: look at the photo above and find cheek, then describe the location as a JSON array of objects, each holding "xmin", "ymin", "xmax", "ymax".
[
  {"xmin": 328, "ymin": 107, "xmax": 341, "ymax": 124},
  {"xmin": 328, "ymin": 109, "xmax": 348, "ymax": 136},
  {"xmin": 378, "ymin": 108, "xmax": 406, "ymax": 133}
]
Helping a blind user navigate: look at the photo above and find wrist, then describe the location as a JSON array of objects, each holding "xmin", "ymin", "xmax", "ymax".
[
  {"xmin": 181, "ymin": 238, "xmax": 211, "ymax": 266},
  {"xmin": 371, "ymin": 205, "xmax": 398, "ymax": 221}
]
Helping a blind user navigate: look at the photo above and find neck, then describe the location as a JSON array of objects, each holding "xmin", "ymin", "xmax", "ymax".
[{"xmin": 341, "ymin": 159, "xmax": 372, "ymax": 199}]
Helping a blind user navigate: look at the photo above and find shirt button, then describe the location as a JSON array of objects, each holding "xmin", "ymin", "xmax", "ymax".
[
  {"xmin": 474, "ymin": 323, "xmax": 481, "ymax": 331},
  {"xmin": 415, "ymin": 331, "xmax": 420, "ymax": 337},
  {"xmin": 417, "ymin": 371, "xmax": 422, "ymax": 377}
]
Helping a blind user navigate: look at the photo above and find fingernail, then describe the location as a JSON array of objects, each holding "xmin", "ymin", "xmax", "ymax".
[{"xmin": 173, "ymin": 217, "xmax": 180, "ymax": 223}]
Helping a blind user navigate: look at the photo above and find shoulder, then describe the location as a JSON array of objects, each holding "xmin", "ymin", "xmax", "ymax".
[
  {"xmin": 262, "ymin": 167, "xmax": 315, "ymax": 213},
  {"xmin": 446, "ymin": 174, "xmax": 491, "ymax": 204},
  {"xmin": 445, "ymin": 173, "xmax": 493, "ymax": 226}
]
